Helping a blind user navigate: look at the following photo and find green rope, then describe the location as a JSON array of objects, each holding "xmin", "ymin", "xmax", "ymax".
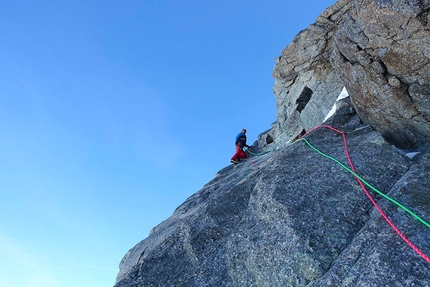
[{"xmin": 298, "ymin": 138, "xmax": 430, "ymax": 230}]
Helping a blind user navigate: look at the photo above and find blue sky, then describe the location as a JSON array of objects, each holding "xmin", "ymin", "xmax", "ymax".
[{"xmin": 0, "ymin": 1, "xmax": 336, "ymax": 286}]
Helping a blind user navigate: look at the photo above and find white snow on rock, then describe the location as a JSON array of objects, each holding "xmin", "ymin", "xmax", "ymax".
[{"xmin": 324, "ymin": 87, "xmax": 349, "ymax": 122}]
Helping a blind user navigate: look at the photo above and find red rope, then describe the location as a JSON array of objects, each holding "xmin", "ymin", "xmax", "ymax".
[{"xmin": 299, "ymin": 125, "xmax": 430, "ymax": 264}]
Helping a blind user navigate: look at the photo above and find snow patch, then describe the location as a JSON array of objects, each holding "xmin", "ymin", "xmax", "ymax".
[
  {"xmin": 392, "ymin": 145, "xmax": 420, "ymax": 159},
  {"xmin": 324, "ymin": 87, "xmax": 349, "ymax": 122},
  {"xmin": 405, "ymin": 152, "xmax": 420, "ymax": 159}
]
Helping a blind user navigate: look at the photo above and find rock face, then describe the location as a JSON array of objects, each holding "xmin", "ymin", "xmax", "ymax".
[
  {"xmin": 114, "ymin": 98, "xmax": 430, "ymax": 286},
  {"xmin": 115, "ymin": 1, "xmax": 430, "ymax": 286},
  {"xmin": 272, "ymin": 0, "xmax": 430, "ymax": 149}
]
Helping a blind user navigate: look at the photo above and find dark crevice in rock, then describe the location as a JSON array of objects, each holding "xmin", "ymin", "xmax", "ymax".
[
  {"xmin": 296, "ymin": 86, "xmax": 313, "ymax": 112},
  {"xmin": 137, "ymin": 247, "xmax": 147, "ymax": 263},
  {"xmin": 294, "ymin": 129, "xmax": 307, "ymax": 142},
  {"xmin": 265, "ymin": 134, "xmax": 274, "ymax": 144},
  {"xmin": 338, "ymin": 50, "xmax": 349, "ymax": 63},
  {"xmin": 417, "ymin": 10, "xmax": 429, "ymax": 26}
]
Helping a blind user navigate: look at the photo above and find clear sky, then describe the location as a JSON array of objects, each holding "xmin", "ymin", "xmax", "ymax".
[{"xmin": 0, "ymin": 1, "xmax": 337, "ymax": 286}]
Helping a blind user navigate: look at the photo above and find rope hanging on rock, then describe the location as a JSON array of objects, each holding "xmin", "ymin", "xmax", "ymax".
[{"xmin": 296, "ymin": 124, "xmax": 430, "ymax": 264}]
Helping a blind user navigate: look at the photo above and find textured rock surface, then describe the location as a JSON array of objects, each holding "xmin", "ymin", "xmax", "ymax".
[
  {"xmin": 115, "ymin": 1, "xmax": 430, "ymax": 286},
  {"xmin": 273, "ymin": 0, "xmax": 430, "ymax": 149},
  {"xmin": 114, "ymin": 99, "xmax": 430, "ymax": 286}
]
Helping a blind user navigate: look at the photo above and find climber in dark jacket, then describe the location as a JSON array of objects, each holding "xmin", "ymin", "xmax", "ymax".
[{"xmin": 231, "ymin": 129, "xmax": 250, "ymax": 164}]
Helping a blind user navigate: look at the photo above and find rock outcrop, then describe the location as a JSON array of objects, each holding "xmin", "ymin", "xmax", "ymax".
[
  {"xmin": 272, "ymin": 0, "xmax": 430, "ymax": 149},
  {"xmin": 115, "ymin": 1, "xmax": 430, "ymax": 286}
]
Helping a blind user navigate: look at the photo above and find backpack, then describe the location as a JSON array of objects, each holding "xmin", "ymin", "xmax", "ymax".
[{"xmin": 236, "ymin": 134, "xmax": 246, "ymax": 148}]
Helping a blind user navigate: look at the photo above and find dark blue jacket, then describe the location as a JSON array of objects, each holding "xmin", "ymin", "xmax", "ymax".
[{"xmin": 235, "ymin": 132, "xmax": 248, "ymax": 148}]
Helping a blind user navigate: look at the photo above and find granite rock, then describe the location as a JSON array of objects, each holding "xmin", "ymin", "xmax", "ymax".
[
  {"xmin": 114, "ymin": 99, "xmax": 430, "ymax": 286},
  {"xmin": 114, "ymin": 1, "xmax": 430, "ymax": 285},
  {"xmin": 273, "ymin": 0, "xmax": 430, "ymax": 149}
]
